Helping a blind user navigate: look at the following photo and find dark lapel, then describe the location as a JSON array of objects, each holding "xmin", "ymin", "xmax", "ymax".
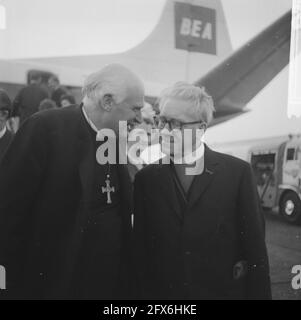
[
  {"xmin": 76, "ymin": 105, "xmax": 95, "ymax": 209},
  {"xmin": 117, "ymin": 164, "xmax": 133, "ymax": 213},
  {"xmin": 58, "ymin": 105, "xmax": 96, "ymax": 296},
  {"xmin": 157, "ymin": 162, "xmax": 182, "ymax": 220},
  {"xmin": 76, "ymin": 106, "xmax": 133, "ymax": 215},
  {"xmin": 188, "ymin": 144, "xmax": 220, "ymax": 209}
]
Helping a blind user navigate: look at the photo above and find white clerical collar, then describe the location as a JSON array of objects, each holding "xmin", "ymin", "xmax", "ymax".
[
  {"xmin": 0, "ymin": 126, "xmax": 6, "ymax": 139},
  {"xmin": 184, "ymin": 142, "xmax": 205, "ymax": 164},
  {"xmin": 172, "ymin": 143, "xmax": 205, "ymax": 175},
  {"xmin": 81, "ymin": 105, "xmax": 116, "ymax": 141},
  {"xmin": 140, "ymin": 142, "xmax": 205, "ymax": 167},
  {"xmin": 82, "ymin": 105, "xmax": 99, "ymax": 133},
  {"xmin": 172, "ymin": 142, "xmax": 205, "ymax": 164}
]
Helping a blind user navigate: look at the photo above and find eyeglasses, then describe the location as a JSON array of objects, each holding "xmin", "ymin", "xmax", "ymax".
[
  {"xmin": 0, "ymin": 110, "xmax": 9, "ymax": 118},
  {"xmin": 158, "ymin": 117, "xmax": 206, "ymax": 130}
]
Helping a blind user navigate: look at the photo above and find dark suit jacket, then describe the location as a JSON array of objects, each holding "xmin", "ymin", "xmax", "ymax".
[
  {"xmin": 0, "ymin": 129, "xmax": 13, "ymax": 163},
  {"xmin": 0, "ymin": 105, "xmax": 133, "ymax": 299},
  {"xmin": 133, "ymin": 146, "xmax": 271, "ymax": 300}
]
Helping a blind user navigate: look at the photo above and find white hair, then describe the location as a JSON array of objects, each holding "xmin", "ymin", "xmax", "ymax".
[
  {"xmin": 82, "ymin": 63, "xmax": 143, "ymax": 105},
  {"xmin": 159, "ymin": 82, "xmax": 215, "ymax": 124}
]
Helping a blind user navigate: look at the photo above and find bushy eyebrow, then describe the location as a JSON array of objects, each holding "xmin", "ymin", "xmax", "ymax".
[
  {"xmin": 133, "ymin": 105, "xmax": 144, "ymax": 110},
  {"xmin": 159, "ymin": 115, "xmax": 182, "ymax": 123}
]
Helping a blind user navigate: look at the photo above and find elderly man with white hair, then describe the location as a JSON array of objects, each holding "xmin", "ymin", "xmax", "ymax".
[
  {"xmin": 0, "ymin": 64, "xmax": 144, "ymax": 299},
  {"xmin": 133, "ymin": 82, "xmax": 271, "ymax": 300}
]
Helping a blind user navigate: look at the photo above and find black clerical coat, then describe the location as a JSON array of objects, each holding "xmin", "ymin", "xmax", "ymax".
[
  {"xmin": 0, "ymin": 105, "xmax": 133, "ymax": 299},
  {"xmin": 133, "ymin": 146, "xmax": 271, "ymax": 300},
  {"xmin": 0, "ymin": 128, "xmax": 13, "ymax": 163}
]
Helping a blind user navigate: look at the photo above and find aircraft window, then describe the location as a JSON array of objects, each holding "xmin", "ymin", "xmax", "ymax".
[{"xmin": 286, "ymin": 148, "xmax": 295, "ymax": 161}]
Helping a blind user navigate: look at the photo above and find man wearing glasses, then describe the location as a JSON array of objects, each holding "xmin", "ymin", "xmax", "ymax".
[
  {"xmin": 0, "ymin": 89, "xmax": 13, "ymax": 163},
  {"xmin": 133, "ymin": 82, "xmax": 271, "ymax": 300}
]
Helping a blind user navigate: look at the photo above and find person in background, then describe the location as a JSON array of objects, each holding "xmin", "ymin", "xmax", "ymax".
[
  {"xmin": 38, "ymin": 99, "xmax": 57, "ymax": 111},
  {"xmin": 48, "ymin": 75, "xmax": 68, "ymax": 107},
  {"xmin": 0, "ymin": 89, "xmax": 14, "ymax": 162},
  {"xmin": 12, "ymin": 73, "xmax": 49, "ymax": 127},
  {"xmin": 60, "ymin": 94, "xmax": 76, "ymax": 108}
]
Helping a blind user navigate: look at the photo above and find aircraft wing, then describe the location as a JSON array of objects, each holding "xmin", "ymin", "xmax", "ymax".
[{"xmin": 195, "ymin": 11, "xmax": 292, "ymax": 126}]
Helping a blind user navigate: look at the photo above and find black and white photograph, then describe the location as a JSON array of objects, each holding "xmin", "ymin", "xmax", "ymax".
[{"xmin": 0, "ymin": 0, "xmax": 300, "ymax": 303}]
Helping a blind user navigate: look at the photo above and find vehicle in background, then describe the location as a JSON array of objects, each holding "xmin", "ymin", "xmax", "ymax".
[{"xmin": 212, "ymin": 135, "xmax": 301, "ymax": 225}]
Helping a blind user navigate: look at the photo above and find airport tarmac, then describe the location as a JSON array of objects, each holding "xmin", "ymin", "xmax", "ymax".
[{"xmin": 265, "ymin": 209, "xmax": 301, "ymax": 300}]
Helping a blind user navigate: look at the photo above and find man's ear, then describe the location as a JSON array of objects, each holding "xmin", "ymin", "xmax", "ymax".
[{"xmin": 101, "ymin": 94, "xmax": 114, "ymax": 111}]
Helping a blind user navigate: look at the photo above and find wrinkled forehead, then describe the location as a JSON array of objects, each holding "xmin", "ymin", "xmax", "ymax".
[
  {"xmin": 160, "ymin": 97, "xmax": 200, "ymax": 122},
  {"xmin": 124, "ymin": 81, "xmax": 145, "ymax": 106}
]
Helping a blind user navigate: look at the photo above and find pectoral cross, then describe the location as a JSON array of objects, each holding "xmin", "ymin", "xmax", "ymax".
[{"xmin": 102, "ymin": 175, "xmax": 115, "ymax": 204}]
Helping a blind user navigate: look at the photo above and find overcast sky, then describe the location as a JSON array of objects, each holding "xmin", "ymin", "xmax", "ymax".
[{"xmin": 0, "ymin": 0, "xmax": 292, "ymax": 58}]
